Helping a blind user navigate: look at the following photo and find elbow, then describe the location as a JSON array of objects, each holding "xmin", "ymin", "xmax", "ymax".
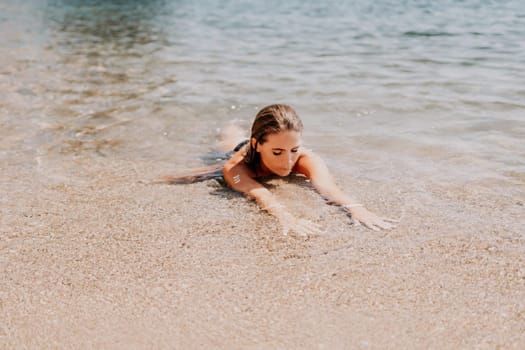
[{"xmin": 222, "ymin": 163, "xmax": 233, "ymax": 186}]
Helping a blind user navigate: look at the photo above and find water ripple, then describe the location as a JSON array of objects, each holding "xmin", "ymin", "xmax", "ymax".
[{"xmin": 0, "ymin": 0, "xmax": 524, "ymax": 183}]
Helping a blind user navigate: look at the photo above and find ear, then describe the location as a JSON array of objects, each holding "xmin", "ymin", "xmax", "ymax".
[{"xmin": 251, "ymin": 137, "xmax": 259, "ymax": 152}]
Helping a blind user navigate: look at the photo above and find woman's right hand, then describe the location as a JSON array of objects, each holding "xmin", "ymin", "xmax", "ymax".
[
  {"xmin": 278, "ymin": 212, "xmax": 324, "ymax": 237},
  {"xmin": 345, "ymin": 206, "xmax": 398, "ymax": 231}
]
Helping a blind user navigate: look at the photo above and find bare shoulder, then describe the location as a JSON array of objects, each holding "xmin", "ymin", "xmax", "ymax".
[
  {"xmin": 294, "ymin": 148, "xmax": 327, "ymax": 178},
  {"xmin": 223, "ymin": 150, "xmax": 251, "ymax": 176}
]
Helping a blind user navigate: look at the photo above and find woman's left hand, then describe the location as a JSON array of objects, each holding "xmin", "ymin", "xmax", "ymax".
[{"xmin": 345, "ymin": 206, "xmax": 398, "ymax": 231}]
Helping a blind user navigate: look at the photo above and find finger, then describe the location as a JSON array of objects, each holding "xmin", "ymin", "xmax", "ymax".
[
  {"xmin": 292, "ymin": 225, "xmax": 311, "ymax": 237},
  {"xmin": 296, "ymin": 221, "xmax": 324, "ymax": 236},
  {"xmin": 298, "ymin": 219, "xmax": 323, "ymax": 231},
  {"xmin": 370, "ymin": 224, "xmax": 381, "ymax": 232},
  {"xmin": 300, "ymin": 219, "xmax": 322, "ymax": 228},
  {"xmin": 286, "ymin": 222, "xmax": 308, "ymax": 237},
  {"xmin": 362, "ymin": 221, "xmax": 380, "ymax": 231},
  {"xmin": 283, "ymin": 220, "xmax": 318, "ymax": 237},
  {"xmin": 386, "ymin": 221, "xmax": 397, "ymax": 229},
  {"xmin": 383, "ymin": 217, "xmax": 400, "ymax": 223},
  {"xmin": 383, "ymin": 218, "xmax": 399, "ymax": 228},
  {"xmin": 368, "ymin": 219, "xmax": 392, "ymax": 230},
  {"xmin": 377, "ymin": 221, "xmax": 395, "ymax": 230},
  {"xmin": 378, "ymin": 223, "xmax": 393, "ymax": 230},
  {"xmin": 305, "ymin": 222, "xmax": 324, "ymax": 235},
  {"xmin": 307, "ymin": 224, "xmax": 324, "ymax": 234},
  {"xmin": 296, "ymin": 230, "xmax": 308, "ymax": 237},
  {"xmin": 307, "ymin": 225, "xmax": 325, "ymax": 235}
]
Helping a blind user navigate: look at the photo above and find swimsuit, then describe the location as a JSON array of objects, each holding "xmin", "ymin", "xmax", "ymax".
[
  {"xmin": 195, "ymin": 140, "xmax": 249, "ymax": 184},
  {"xmin": 202, "ymin": 139, "xmax": 249, "ymax": 165}
]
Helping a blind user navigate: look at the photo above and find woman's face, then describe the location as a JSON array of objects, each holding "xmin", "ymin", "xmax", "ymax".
[{"xmin": 254, "ymin": 130, "xmax": 302, "ymax": 176}]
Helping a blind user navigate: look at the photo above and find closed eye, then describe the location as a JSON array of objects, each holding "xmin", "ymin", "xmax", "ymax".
[{"xmin": 272, "ymin": 147, "xmax": 299, "ymax": 156}]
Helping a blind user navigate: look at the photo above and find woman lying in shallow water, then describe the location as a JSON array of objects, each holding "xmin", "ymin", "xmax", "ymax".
[{"xmin": 160, "ymin": 104, "xmax": 397, "ymax": 235}]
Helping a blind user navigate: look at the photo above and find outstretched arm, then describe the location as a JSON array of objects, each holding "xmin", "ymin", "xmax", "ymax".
[
  {"xmin": 223, "ymin": 153, "xmax": 322, "ymax": 236},
  {"xmin": 295, "ymin": 150, "xmax": 397, "ymax": 231}
]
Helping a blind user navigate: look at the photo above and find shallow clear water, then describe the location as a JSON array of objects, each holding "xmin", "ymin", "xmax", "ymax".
[{"xmin": 1, "ymin": 0, "xmax": 524, "ymax": 187}]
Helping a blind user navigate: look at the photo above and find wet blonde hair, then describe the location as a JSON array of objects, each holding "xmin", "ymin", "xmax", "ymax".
[{"xmin": 244, "ymin": 104, "xmax": 304, "ymax": 171}]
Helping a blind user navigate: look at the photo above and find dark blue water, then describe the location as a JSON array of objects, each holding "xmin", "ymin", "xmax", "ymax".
[{"xmin": 1, "ymin": 0, "xmax": 524, "ymax": 186}]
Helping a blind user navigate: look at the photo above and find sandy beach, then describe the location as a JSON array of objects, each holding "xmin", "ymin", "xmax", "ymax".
[
  {"xmin": 1, "ymin": 0, "xmax": 525, "ymax": 347},
  {"xmin": 1, "ymin": 151, "xmax": 524, "ymax": 349}
]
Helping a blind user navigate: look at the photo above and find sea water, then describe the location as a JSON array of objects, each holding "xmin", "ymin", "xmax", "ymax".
[{"xmin": 1, "ymin": 0, "xmax": 524, "ymax": 189}]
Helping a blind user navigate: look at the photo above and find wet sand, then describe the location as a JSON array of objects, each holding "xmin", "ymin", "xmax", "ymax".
[{"xmin": 1, "ymin": 153, "xmax": 524, "ymax": 349}]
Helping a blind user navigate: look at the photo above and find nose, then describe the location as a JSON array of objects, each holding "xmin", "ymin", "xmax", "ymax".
[
  {"xmin": 288, "ymin": 152, "xmax": 295, "ymax": 165},
  {"xmin": 283, "ymin": 152, "xmax": 294, "ymax": 167}
]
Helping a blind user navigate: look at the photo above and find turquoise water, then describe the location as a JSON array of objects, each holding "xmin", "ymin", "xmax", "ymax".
[{"xmin": 1, "ymin": 0, "xmax": 524, "ymax": 186}]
